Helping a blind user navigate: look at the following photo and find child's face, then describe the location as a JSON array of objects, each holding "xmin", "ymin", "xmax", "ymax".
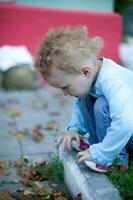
[{"xmin": 47, "ymin": 67, "xmax": 92, "ymax": 97}]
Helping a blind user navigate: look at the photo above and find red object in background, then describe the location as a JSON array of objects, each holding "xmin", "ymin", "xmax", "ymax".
[{"xmin": 0, "ymin": 4, "xmax": 122, "ymax": 61}]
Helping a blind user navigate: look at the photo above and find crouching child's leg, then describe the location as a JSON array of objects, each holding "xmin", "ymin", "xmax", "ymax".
[{"xmin": 85, "ymin": 96, "xmax": 129, "ymax": 172}]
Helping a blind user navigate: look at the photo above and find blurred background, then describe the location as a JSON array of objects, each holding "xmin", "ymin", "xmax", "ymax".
[
  {"xmin": 0, "ymin": 1, "xmax": 133, "ymax": 197},
  {"xmin": 0, "ymin": 0, "xmax": 133, "ymax": 90}
]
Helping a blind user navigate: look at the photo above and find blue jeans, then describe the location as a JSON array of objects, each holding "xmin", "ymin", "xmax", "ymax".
[{"xmin": 88, "ymin": 95, "xmax": 133, "ymax": 165}]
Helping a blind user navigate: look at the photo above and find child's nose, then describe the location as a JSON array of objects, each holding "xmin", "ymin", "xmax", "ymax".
[{"xmin": 62, "ymin": 89, "xmax": 68, "ymax": 96}]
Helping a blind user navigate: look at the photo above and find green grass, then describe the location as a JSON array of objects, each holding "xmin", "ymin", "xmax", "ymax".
[
  {"xmin": 106, "ymin": 160, "xmax": 133, "ymax": 200},
  {"xmin": 32, "ymin": 155, "xmax": 64, "ymax": 181}
]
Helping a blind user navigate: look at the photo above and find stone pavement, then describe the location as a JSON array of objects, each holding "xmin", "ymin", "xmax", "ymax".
[
  {"xmin": 0, "ymin": 84, "xmax": 72, "ymax": 159},
  {"xmin": 0, "ymin": 85, "xmax": 122, "ymax": 199},
  {"xmin": 0, "ymin": 85, "xmax": 72, "ymax": 193}
]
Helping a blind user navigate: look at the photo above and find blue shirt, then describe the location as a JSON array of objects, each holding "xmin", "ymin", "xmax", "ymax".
[{"xmin": 67, "ymin": 57, "xmax": 133, "ymax": 165}]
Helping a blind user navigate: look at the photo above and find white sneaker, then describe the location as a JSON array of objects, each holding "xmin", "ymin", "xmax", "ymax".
[
  {"xmin": 84, "ymin": 160, "xmax": 128, "ymax": 172},
  {"xmin": 84, "ymin": 160, "xmax": 108, "ymax": 172}
]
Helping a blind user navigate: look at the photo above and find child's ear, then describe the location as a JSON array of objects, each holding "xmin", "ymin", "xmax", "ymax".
[
  {"xmin": 81, "ymin": 66, "xmax": 91, "ymax": 77},
  {"xmin": 91, "ymin": 36, "xmax": 104, "ymax": 55}
]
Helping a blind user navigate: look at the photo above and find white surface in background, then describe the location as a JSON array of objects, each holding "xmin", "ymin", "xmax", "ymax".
[
  {"xmin": 119, "ymin": 43, "xmax": 133, "ymax": 71},
  {"xmin": 0, "ymin": 45, "xmax": 34, "ymax": 71}
]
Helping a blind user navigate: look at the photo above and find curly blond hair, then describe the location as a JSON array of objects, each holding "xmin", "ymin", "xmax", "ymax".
[{"xmin": 36, "ymin": 26, "xmax": 103, "ymax": 79}]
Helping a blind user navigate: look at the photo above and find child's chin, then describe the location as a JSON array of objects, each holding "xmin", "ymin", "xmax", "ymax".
[
  {"xmin": 74, "ymin": 94, "xmax": 86, "ymax": 97},
  {"xmin": 73, "ymin": 92, "xmax": 87, "ymax": 97}
]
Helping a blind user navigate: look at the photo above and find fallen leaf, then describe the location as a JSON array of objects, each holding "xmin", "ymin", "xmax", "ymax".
[
  {"xmin": 48, "ymin": 111, "xmax": 60, "ymax": 116},
  {"xmin": 8, "ymin": 121, "xmax": 16, "ymax": 126},
  {"xmin": 0, "ymin": 190, "xmax": 17, "ymax": 200},
  {"xmin": 32, "ymin": 181, "xmax": 44, "ymax": 188},
  {"xmin": 32, "ymin": 131, "xmax": 44, "ymax": 142},
  {"xmin": 0, "ymin": 102, "xmax": 5, "ymax": 108},
  {"xmin": 8, "ymin": 129, "xmax": 29, "ymax": 138},
  {"xmin": 0, "ymin": 161, "xmax": 11, "ymax": 168},
  {"xmin": 1, "ymin": 169, "xmax": 10, "ymax": 176},
  {"xmin": 7, "ymin": 98, "xmax": 18, "ymax": 104},
  {"xmin": 32, "ymin": 101, "xmax": 48, "ymax": 110},
  {"xmin": 54, "ymin": 192, "xmax": 69, "ymax": 200},
  {"xmin": 0, "ymin": 158, "xmax": 70, "ymax": 200},
  {"xmin": 24, "ymin": 189, "xmax": 33, "ymax": 196},
  {"xmin": 6, "ymin": 109, "xmax": 21, "ymax": 117},
  {"xmin": 13, "ymin": 178, "xmax": 22, "ymax": 184},
  {"xmin": 13, "ymin": 159, "xmax": 25, "ymax": 169},
  {"xmin": 32, "ymin": 126, "xmax": 44, "ymax": 142},
  {"xmin": 22, "ymin": 172, "xmax": 33, "ymax": 185},
  {"xmin": 0, "ymin": 161, "xmax": 11, "ymax": 176},
  {"xmin": 44, "ymin": 121, "xmax": 59, "ymax": 131},
  {"xmin": 32, "ymin": 124, "xmax": 43, "ymax": 130}
]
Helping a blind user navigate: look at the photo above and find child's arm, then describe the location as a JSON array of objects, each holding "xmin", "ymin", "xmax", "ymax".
[
  {"xmin": 90, "ymin": 78, "xmax": 133, "ymax": 166},
  {"xmin": 57, "ymin": 97, "xmax": 89, "ymax": 151},
  {"xmin": 67, "ymin": 97, "xmax": 89, "ymax": 135}
]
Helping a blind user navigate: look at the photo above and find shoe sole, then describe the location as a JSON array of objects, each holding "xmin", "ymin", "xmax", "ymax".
[{"xmin": 84, "ymin": 160, "xmax": 107, "ymax": 173}]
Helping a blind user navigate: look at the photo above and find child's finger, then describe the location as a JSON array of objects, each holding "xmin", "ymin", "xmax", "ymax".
[
  {"xmin": 56, "ymin": 136, "xmax": 63, "ymax": 144},
  {"xmin": 77, "ymin": 149, "xmax": 90, "ymax": 157},
  {"xmin": 66, "ymin": 138, "xmax": 72, "ymax": 151},
  {"xmin": 74, "ymin": 135, "xmax": 80, "ymax": 144},
  {"xmin": 77, "ymin": 155, "xmax": 88, "ymax": 164},
  {"xmin": 77, "ymin": 151, "xmax": 85, "ymax": 158},
  {"xmin": 60, "ymin": 138, "xmax": 67, "ymax": 151}
]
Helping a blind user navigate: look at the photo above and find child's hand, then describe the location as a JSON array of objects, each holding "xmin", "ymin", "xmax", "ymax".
[
  {"xmin": 56, "ymin": 131, "xmax": 80, "ymax": 151},
  {"xmin": 77, "ymin": 148, "xmax": 90, "ymax": 164}
]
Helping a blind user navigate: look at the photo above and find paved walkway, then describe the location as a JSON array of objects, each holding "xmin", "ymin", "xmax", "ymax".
[
  {"xmin": 0, "ymin": 85, "xmax": 72, "ymax": 193},
  {"xmin": 0, "ymin": 85, "xmax": 123, "ymax": 200}
]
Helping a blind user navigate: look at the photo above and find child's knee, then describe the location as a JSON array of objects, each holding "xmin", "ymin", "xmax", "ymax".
[{"xmin": 94, "ymin": 96, "xmax": 109, "ymax": 117}]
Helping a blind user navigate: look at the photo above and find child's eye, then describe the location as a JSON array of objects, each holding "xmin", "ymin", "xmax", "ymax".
[{"xmin": 62, "ymin": 86, "xmax": 68, "ymax": 90}]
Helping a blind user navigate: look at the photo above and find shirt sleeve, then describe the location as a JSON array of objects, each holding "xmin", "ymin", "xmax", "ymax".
[
  {"xmin": 90, "ymin": 78, "xmax": 133, "ymax": 165},
  {"xmin": 66, "ymin": 97, "xmax": 89, "ymax": 135}
]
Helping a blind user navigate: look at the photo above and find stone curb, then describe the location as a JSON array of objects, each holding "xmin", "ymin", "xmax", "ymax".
[{"xmin": 59, "ymin": 148, "xmax": 123, "ymax": 200}]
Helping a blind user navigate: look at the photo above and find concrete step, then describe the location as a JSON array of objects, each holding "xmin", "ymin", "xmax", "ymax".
[{"xmin": 59, "ymin": 148, "xmax": 123, "ymax": 200}]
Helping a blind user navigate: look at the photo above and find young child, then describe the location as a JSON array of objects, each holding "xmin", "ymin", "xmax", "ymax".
[{"xmin": 36, "ymin": 26, "xmax": 133, "ymax": 172}]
